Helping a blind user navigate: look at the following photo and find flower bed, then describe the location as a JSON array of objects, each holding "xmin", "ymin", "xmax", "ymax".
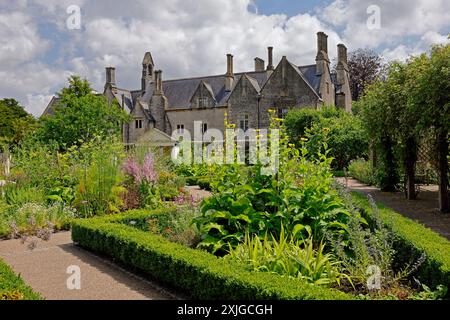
[
  {"xmin": 71, "ymin": 210, "xmax": 352, "ymax": 300},
  {"xmin": 352, "ymin": 192, "xmax": 450, "ymax": 297}
]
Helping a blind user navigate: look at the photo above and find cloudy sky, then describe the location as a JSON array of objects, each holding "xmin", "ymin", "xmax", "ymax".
[{"xmin": 0, "ymin": 0, "xmax": 449, "ymax": 116}]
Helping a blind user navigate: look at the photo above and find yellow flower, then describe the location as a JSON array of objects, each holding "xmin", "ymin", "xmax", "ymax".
[
  {"xmin": 323, "ymin": 127, "xmax": 331, "ymax": 133},
  {"xmin": 301, "ymin": 137, "xmax": 309, "ymax": 142}
]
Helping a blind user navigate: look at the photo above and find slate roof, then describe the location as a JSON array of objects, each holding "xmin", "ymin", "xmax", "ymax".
[{"xmin": 115, "ymin": 60, "xmax": 325, "ymax": 113}]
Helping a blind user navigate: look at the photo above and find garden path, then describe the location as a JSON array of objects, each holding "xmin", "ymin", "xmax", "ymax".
[
  {"xmin": 0, "ymin": 232, "xmax": 179, "ymax": 300},
  {"xmin": 336, "ymin": 177, "xmax": 450, "ymax": 240}
]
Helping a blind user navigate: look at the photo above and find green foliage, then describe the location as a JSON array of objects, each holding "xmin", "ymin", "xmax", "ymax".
[
  {"xmin": 71, "ymin": 213, "xmax": 352, "ymax": 300},
  {"xmin": 37, "ymin": 76, "xmax": 131, "ymax": 150},
  {"xmin": 351, "ymin": 192, "xmax": 450, "ymax": 298},
  {"xmin": 195, "ymin": 117, "xmax": 351, "ymax": 254},
  {"xmin": 348, "ymin": 159, "xmax": 376, "ymax": 185},
  {"xmin": 0, "ymin": 98, "xmax": 37, "ymax": 145},
  {"xmin": 284, "ymin": 107, "xmax": 368, "ymax": 170},
  {"xmin": 228, "ymin": 226, "xmax": 349, "ymax": 286},
  {"xmin": 0, "ymin": 258, "xmax": 42, "ymax": 300},
  {"xmin": 0, "ymin": 200, "xmax": 76, "ymax": 238},
  {"xmin": 3, "ymin": 185, "xmax": 46, "ymax": 207},
  {"xmin": 144, "ymin": 203, "xmax": 201, "ymax": 247},
  {"xmin": 74, "ymin": 137, "xmax": 126, "ymax": 217}
]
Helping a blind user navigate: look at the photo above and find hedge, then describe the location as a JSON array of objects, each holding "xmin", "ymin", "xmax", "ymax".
[
  {"xmin": 0, "ymin": 258, "xmax": 42, "ymax": 300},
  {"xmin": 352, "ymin": 192, "xmax": 450, "ymax": 296},
  {"xmin": 71, "ymin": 211, "xmax": 352, "ymax": 300}
]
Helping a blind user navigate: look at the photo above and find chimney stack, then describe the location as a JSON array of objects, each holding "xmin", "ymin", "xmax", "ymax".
[
  {"xmin": 338, "ymin": 44, "xmax": 348, "ymax": 66},
  {"xmin": 316, "ymin": 32, "xmax": 330, "ymax": 75},
  {"xmin": 155, "ymin": 70, "xmax": 163, "ymax": 94},
  {"xmin": 225, "ymin": 54, "xmax": 234, "ymax": 91},
  {"xmin": 317, "ymin": 32, "xmax": 328, "ymax": 55},
  {"xmin": 336, "ymin": 44, "xmax": 349, "ymax": 85},
  {"xmin": 106, "ymin": 67, "xmax": 116, "ymax": 86},
  {"xmin": 254, "ymin": 57, "xmax": 265, "ymax": 72},
  {"xmin": 267, "ymin": 47, "xmax": 274, "ymax": 70}
]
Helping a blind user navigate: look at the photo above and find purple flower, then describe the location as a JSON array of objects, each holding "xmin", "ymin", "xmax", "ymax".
[
  {"xmin": 123, "ymin": 157, "xmax": 142, "ymax": 183},
  {"xmin": 123, "ymin": 153, "xmax": 157, "ymax": 184},
  {"xmin": 142, "ymin": 153, "xmax": 157, "ymax": 183}
]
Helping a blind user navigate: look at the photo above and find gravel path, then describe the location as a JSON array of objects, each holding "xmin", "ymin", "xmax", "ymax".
[
  {"xmin": 0, "ymin": 232, "xmax": 177, "ymax": 300},
  {"xmin": 337, "ymin": 177, "xmax": 450, "ymax": 240}
]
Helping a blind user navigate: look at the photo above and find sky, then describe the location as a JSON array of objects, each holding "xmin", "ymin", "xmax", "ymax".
[{"xmin": 0, "ymin": 0, "xmax": 449, "ymax": 116}]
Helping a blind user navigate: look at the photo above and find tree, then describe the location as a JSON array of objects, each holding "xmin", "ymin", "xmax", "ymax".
[
  {"xmin": 37, "ymin": 76, "xmax": 131, "ymax": 150},
  {"xmin": 0, "ymin": 98, "xmax": 37, "ymax": 145},
  {"xmin": 357, "ymin": 77, "xmax": 400, "ymax": 192},
  {"xmin": 411, "ymin": 45, "xmax": 450, "ymax": 212},
  {"xmin": 347, "ymin": 49, "xmax": 383, "ymax": 101},
  {"xmin": 284, "ymin": 107, "xmax": 368, "ymax": 170}
]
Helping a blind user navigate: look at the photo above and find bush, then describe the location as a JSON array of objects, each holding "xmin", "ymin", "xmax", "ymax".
[
  {"xmin": 285, "ymin": 107, "xmax": 368, "ymax": 170},
  {"xmin": 348, "ymin": 159, "xmax": 376, "ymax": 185},
  {"xmin": 351, "ymin": 192, "xmax": 450, "ymax": 298},
  {"xmin": 71, "ymin": 212, "xmax": 352, "ymax": 300},
  {"xmin": 0, "ymin": 258, "xmax": 42, "ymax": 300}
]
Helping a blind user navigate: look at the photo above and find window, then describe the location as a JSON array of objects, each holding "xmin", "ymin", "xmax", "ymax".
[
  {"xmin": 135, "ymin": 119, "xmax": 143, "ymax": 129},
  {"xmin": 202, "ymin": 123, "xmax": 208, "ymax": 134},
  {"xmin": 177, "ymin": 124, "xmax": 185, "ymax": 134},
  {"xmin": 198, "ymin": 97, "xmax": 207, "ymax": 108},
  {"xmin": 148, "ymin": 65, "xmax": 153, "ymax": 77},
  {"xmin": 240, "ymin": 114, "xmax": 250, "ymax": 131},
  {"xmin": 277, "ymin": 108, "xmax": 289, "ymax": 119},
  {"xmin": 326, "ymin": 82, "xmax": 330, "ymax": 94}
]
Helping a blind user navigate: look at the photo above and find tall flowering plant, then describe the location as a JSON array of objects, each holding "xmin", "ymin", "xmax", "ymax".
[{"xmin": 122, "ymin": 153, "xmax": 159, "ymax": 208}]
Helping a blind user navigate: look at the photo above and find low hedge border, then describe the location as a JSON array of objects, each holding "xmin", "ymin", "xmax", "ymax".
[
  {"xmin": 71, "ymin": 212, "xmax": 352, "ymax": 300},
  {"xmin": 0, "ymin": 258, "xmax": 42, "ymax": 300},
  {"xmin": 351, "ymin": 192, "xmax": 450, "ymax": 296}
]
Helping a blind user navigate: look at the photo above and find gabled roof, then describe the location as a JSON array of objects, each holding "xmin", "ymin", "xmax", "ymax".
[
  {"xmin": 140, "ymin": 71, "xmax": 268, "ymax": 110},
  {"xmin": 142, "ymin": 52, "xmax": 154, "ymax": 65},
  {"xmin": 243, "ymin": 74, "xmax": 261, "ymax": 92},
  {"xmin": 111, "ymin": 87, "xmax": 133, "ymax": 112}
]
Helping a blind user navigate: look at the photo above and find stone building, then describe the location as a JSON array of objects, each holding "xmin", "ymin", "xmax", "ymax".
[{"xmin": 44, "ymin": 31, "xmax": 351, "ymax": 145}]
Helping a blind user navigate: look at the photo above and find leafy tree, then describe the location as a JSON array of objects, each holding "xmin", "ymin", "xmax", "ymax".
[
  {"xmin": 357, "ymin": 77, "xmax": 400, "ymax": 192},
  {"xmin": 347, "ymin": 49, "xmax": 384, "ymax": 101},
  {"xmin": 284, "ymin": 107, "xmax": 368, "ymax": 170},
  {"xmin": 37, "ymin": 76, "xmax": 131, "ymax": 150},
  {"xmin": 410, "ymin": 45, "xmax": 450, "ymax": 212},
  {"xmin": 0, "ymin": 98, "xmax": 37, "ymax": 145}
]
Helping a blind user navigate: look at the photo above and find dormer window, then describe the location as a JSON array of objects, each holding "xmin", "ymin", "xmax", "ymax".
[
  {"xmin": 198, "ymin": 97, "xmax": 207, "ymax": 108},
  {"xmin": 135, "ymin": 119, "xmax": 143, "ymax": 129}
]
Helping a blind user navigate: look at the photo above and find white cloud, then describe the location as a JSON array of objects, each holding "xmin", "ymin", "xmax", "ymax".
[
  {"xmin": 0, "ymin": 0, "xmax": 448, "ymax": 116},
  {"xmin": 0, "ymin": 11, "xmax": 49, "ymax": 65},
  {"xmin": 319, "ymin": 0, "xmax": 450, "ymax": 48}
]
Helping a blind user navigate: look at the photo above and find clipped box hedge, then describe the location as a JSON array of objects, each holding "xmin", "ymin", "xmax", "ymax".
[
  {"xmin": 351, "ymin": 192, "xmax": 450, "ymax": 296},
  {"xmin": 71, "ymin": 211, "xmax": 352, "ymax": 300},
  {"xmin": 0, "ymin": 258, "xmax": 42, "ymax": 300}
]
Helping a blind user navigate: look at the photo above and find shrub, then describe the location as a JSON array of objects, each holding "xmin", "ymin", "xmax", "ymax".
[
  {"xmin": 351, "ymin": 192, "xmax": 450, "ymax": 298},
  {"xmin": 348, "ymin": 159, "xmax": 376, "ymax": 185},
  {"xmin": 0, "ymin": 258, "xmax": 42, "ymax": 300},
  {"xmin": 71, "ymin": 213, "xmax": 352, "ymax": 300},
  {"xmin": 285, "ymin": 107, "xmax": 368, "ymax": 170}
]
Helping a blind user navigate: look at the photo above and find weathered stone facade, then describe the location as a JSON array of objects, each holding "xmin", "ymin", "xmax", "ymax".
[{"xmin": 43, "ymin": 32, "xmax": 352, "ymax": 145}]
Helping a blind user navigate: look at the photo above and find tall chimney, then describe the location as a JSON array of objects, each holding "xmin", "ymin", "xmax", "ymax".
[
  {"xmin": 106, "ymin": 67, "xmax": 116, "ymax": 86},
  {"xmin": 316, "ymin": 32, "xmax": 330, "ymax": 75},
  {"xmin": 155, "ymin": 70, "xmax": 163, "ymax": 94},
  {"xmin": 225, "ymin": 54, "xmax": 234, "ymax": 91},
  {"xmin": 267, "ymin": 47, "xmax": 274, "ymax": 70},
  {"xmin": 317, "ymin": 32, "xmax": 328, "ymax": 55},
  {"xmin": 254, "ymin": 57, "xmax": 265, "ymax": 72},
  {"xmin": 338, "ymin": 44, "xmax": 348, "ymax": 66},
  {"xmin": 336, "ymin": 44, "xmax": 349, "ymax": 85}
]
